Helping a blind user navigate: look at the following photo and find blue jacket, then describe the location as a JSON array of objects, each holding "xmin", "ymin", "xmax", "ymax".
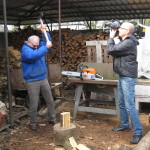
[{"xmin": 21, "ymin": 32, "xmax": 52, "ymax": 82}]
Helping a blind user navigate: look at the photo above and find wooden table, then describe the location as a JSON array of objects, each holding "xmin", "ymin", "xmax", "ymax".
[
  {"xmin": 70, "ymin": 78, "xmax": 150, "ymax": 120},
  {"xmin": 69, "ymin": 78, "xmax": 119, "ymax": 120},
  {"xmin": 137, "ymin": 79, "xmax": 150, "ymax": 85}
]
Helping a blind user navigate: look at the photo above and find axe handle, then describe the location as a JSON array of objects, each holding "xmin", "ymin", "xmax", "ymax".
[
  {"xmin": 43, "ymin": 30, "xmax": 49, "ymax": 42},
  {"xmin": 39, "ymin": 18, "xmax": 49, "ymax": 42}
]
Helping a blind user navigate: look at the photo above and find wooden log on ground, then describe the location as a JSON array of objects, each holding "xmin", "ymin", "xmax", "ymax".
[
  {"xmin": 118, "ymin": 131, "xmax": 150, "ymax": 150},
  {"xmin": 76, "ymin": 144, "xmax": 91, "ymax": 150},
  {"xmin": 118, "ymin": 146, "xmax": 132, "ymax": 150},
  {"xmin": 133, "ymin": 131, "xmax": 150, "ymax": 150}
]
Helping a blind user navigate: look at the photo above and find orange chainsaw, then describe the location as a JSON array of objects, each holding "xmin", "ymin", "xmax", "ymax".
[{"xmin": 62, "ymin": 64, "xmax": 103, "ymax": 80}]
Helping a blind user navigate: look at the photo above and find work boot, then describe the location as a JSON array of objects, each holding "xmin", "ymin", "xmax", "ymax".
[
  {"xmin": 130, "ymin": 135, "xmax": 143, "ymax": 144},
  {"xmin": 112, "ymin": 126, "xmax": 129, "ymax": 132}
]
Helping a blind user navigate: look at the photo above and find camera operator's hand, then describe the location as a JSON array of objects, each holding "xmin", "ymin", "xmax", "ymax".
[{"xmin": 109, "ymin": 28, "xmax": 117, "ymax": 39}]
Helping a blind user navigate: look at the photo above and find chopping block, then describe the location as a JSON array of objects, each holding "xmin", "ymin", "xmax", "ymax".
[{"xmin": 53, "ymin": 112, "xmax": 77, "ymax": 146}]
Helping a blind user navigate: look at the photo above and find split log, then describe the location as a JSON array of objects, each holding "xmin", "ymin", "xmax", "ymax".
[
  {"xmin": 60, "ymin": 112, "xmax": 70, "ymax": 128},
  {"xmin": 68, "ymin": 137, "xmax": 77, "ymax": 149},
  {"xmin": 118, "ymin": 131, "xmax": 150, "ymax": 150},
  {"xmin": 76, "ymin": 144, "xmax": 91, "ymax": 150},
  {"xmin": 133, "ymin": 131, "xmax": 150, "ymax": 150}
]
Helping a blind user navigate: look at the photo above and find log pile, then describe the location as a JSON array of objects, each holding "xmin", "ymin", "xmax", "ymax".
[
  {"xmin": 8, "ymin": 27, "xmax": 109, "ymax": 72},
  {"xmin": 8, "ymin": 26, "xmax": 40, "ymax": 50},
  {"xmin": 8, "ymin": 46, "xmax": 21, "ymax": 68},
  {"xmin": 48, "ymin": 29, "xmax": 109, "ymax": 71},
  {"xmin": 0, "ymin": 47, "xmax": 21, "ymax": 98},
  {"xmin": 0, "ymin": 26, "xmax": 109, "ymax": 98}
]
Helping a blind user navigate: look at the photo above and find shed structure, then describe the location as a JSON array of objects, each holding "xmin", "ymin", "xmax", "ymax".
[{"xmin": 0, "ymin": 0, "xmax": 150, "ymax": 25}]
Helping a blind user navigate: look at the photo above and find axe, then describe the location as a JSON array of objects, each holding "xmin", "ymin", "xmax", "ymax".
[{"xmin": 38, "ymin": 12, "xmax": 49, "ymax": 42}]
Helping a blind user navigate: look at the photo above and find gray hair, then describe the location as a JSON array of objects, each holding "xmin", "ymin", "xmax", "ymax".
[{"xmin": 28, "ymin": 35, "xmax": 40, "ymax": 42}]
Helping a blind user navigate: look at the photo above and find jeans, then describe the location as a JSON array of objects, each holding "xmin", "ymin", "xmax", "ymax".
[
  {"xmin": 118, "ymin": 77, "xmax": 143, "ymax": 135},
  {"xmin": 26, "ymin": 78, "xmax": 56, "ymax": 125}
]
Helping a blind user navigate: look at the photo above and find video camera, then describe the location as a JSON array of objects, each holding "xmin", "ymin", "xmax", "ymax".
[
  {"xmin": 103, "ymin": 19, "xmax": 145, "ymax": 39},
  {"xmin": 103, "ymin": 19, "xmax": 121, "ymax": 36}
]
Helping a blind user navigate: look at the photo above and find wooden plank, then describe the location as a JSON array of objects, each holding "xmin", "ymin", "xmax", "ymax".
[
  {"xmin": 76, "ymin": 144, "xmax": 91, "ymax": 150},
  {"xmin": 69, "ymin": 137, "xmax": 77, "ymax": 150},
  {"xmin": 78, "ymin": 106, "xmax": 117, "ymax": 115},
  {"xmin": 69, "ymin": 78, "xmax": 118, "ymax": 86},
  {"xmin": 51, "ymin": 83, "xmax": 63, "ymax": 90},
  {"xmin": 137, "ymin": 79, "xmax": 150, "ymax": 85},
  {"xmin": 86, "ymin": 40, "xmax": 109, "ymax": 63},
  {"xmin": 10, "ymin": 69, "xmax": 26, "ymax": 90},
  {"xmin": 47, "ymin": 64, "xmax": 62, "ymax": 83}
]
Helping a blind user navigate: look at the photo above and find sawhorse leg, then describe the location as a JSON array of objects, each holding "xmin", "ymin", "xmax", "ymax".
[{"xmin": 73, "ymin": 84, "xmax": 83, "ymax": 120}]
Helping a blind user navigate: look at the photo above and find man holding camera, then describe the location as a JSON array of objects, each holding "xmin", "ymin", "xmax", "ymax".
[{"xmin": 107, "ymin": 22, "xmax": 143, "ymax": 144}]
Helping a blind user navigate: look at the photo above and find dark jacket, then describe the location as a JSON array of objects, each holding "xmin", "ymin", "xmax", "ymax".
[
  {"xmin": 21, "ymin": 32, "xmax": 52, "ymax": 82},
  {"xmin": 107, "ymin": 35, "xmax": 139, "ymax": 78}
]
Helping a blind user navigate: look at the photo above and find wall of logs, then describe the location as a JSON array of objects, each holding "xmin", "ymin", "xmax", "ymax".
[{"xmin": 0, "ymin": 27, "xmax": 109, "ymax": 98}]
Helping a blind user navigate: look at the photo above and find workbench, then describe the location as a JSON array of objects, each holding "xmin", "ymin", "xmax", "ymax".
[
  {"xmin": 69, "ymin": 78, "xmax": 119, "ymax": 120},
  {"xmin": 70, "ymin": 78, "xmax": 150, "ymax": 120}
]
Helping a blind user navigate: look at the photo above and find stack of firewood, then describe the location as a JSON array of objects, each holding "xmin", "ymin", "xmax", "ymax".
[
  {"xmin": 0, "ymin": 27, "xmax": 109, "ymax": 97},
  {"xmin": 8, "ymin": 26, "xmax": 40, "ymax": 50},
  {"xmin": 8, "ymin": 27, "xmax": 109, "ymax": 72},
  {"xmin": 47, "ymin": 29, "xmax": 109, "ymax": 71},
  {"xmin": 0, "ymin": 46, "xmax": 21, "ymax": 97},
  {"xmin": 8, "ymin": 46, "xmax": 21, "ymax": 68}
]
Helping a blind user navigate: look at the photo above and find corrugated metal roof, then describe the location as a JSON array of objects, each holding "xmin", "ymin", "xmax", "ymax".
[{"xmin": 0, "ymin": 0, "xmax": 150, "ymax": 25}]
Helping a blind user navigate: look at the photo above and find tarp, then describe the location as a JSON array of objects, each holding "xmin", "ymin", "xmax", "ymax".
[{"xmin": 137, "ymin": 25, "xmax": 150, "ymax": 79}]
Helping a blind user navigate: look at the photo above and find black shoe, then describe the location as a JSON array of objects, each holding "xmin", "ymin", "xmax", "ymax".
[
  {"xmin": 29, "ymin": 124, "xmax": 37, "ymax": 130},
  {"xmin": 112, "ymin": 126, "xmax": 129, "ymax": 132},
  {"xmin": 130, "ymin": 135, "xmax": 143, "ymax": 144},
  {"xmin": 48, "ymin": 120, "xmax": 57, "ymax": 125}
]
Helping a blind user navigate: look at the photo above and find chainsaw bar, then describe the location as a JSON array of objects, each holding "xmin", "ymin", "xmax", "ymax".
[
  {"xmin": 62, "ymin": 71, "xmax": 103, "ymax": 80},
  {"xmin": 62, "ymin": 71, "xmax": 80, "ymax": 77}
]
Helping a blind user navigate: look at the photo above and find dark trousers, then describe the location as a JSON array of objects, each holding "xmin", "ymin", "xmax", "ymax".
[{"xmin": 26, "ymin": 78, "xmax": 56, "ymax": 125}]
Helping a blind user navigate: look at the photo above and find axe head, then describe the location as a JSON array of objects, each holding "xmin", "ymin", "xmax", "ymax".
[{"xmin": 37, "ymin": 12, "xmax": 44, "ymax": 24}]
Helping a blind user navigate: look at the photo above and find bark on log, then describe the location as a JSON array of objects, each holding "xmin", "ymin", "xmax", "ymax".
[
  {"xmin": 118, "ymin": 131, "xmax": 150, "ymax": 150},
  {"xmin": 53, "ymin": 123, "xmax": 77, "ymax": 146}
]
